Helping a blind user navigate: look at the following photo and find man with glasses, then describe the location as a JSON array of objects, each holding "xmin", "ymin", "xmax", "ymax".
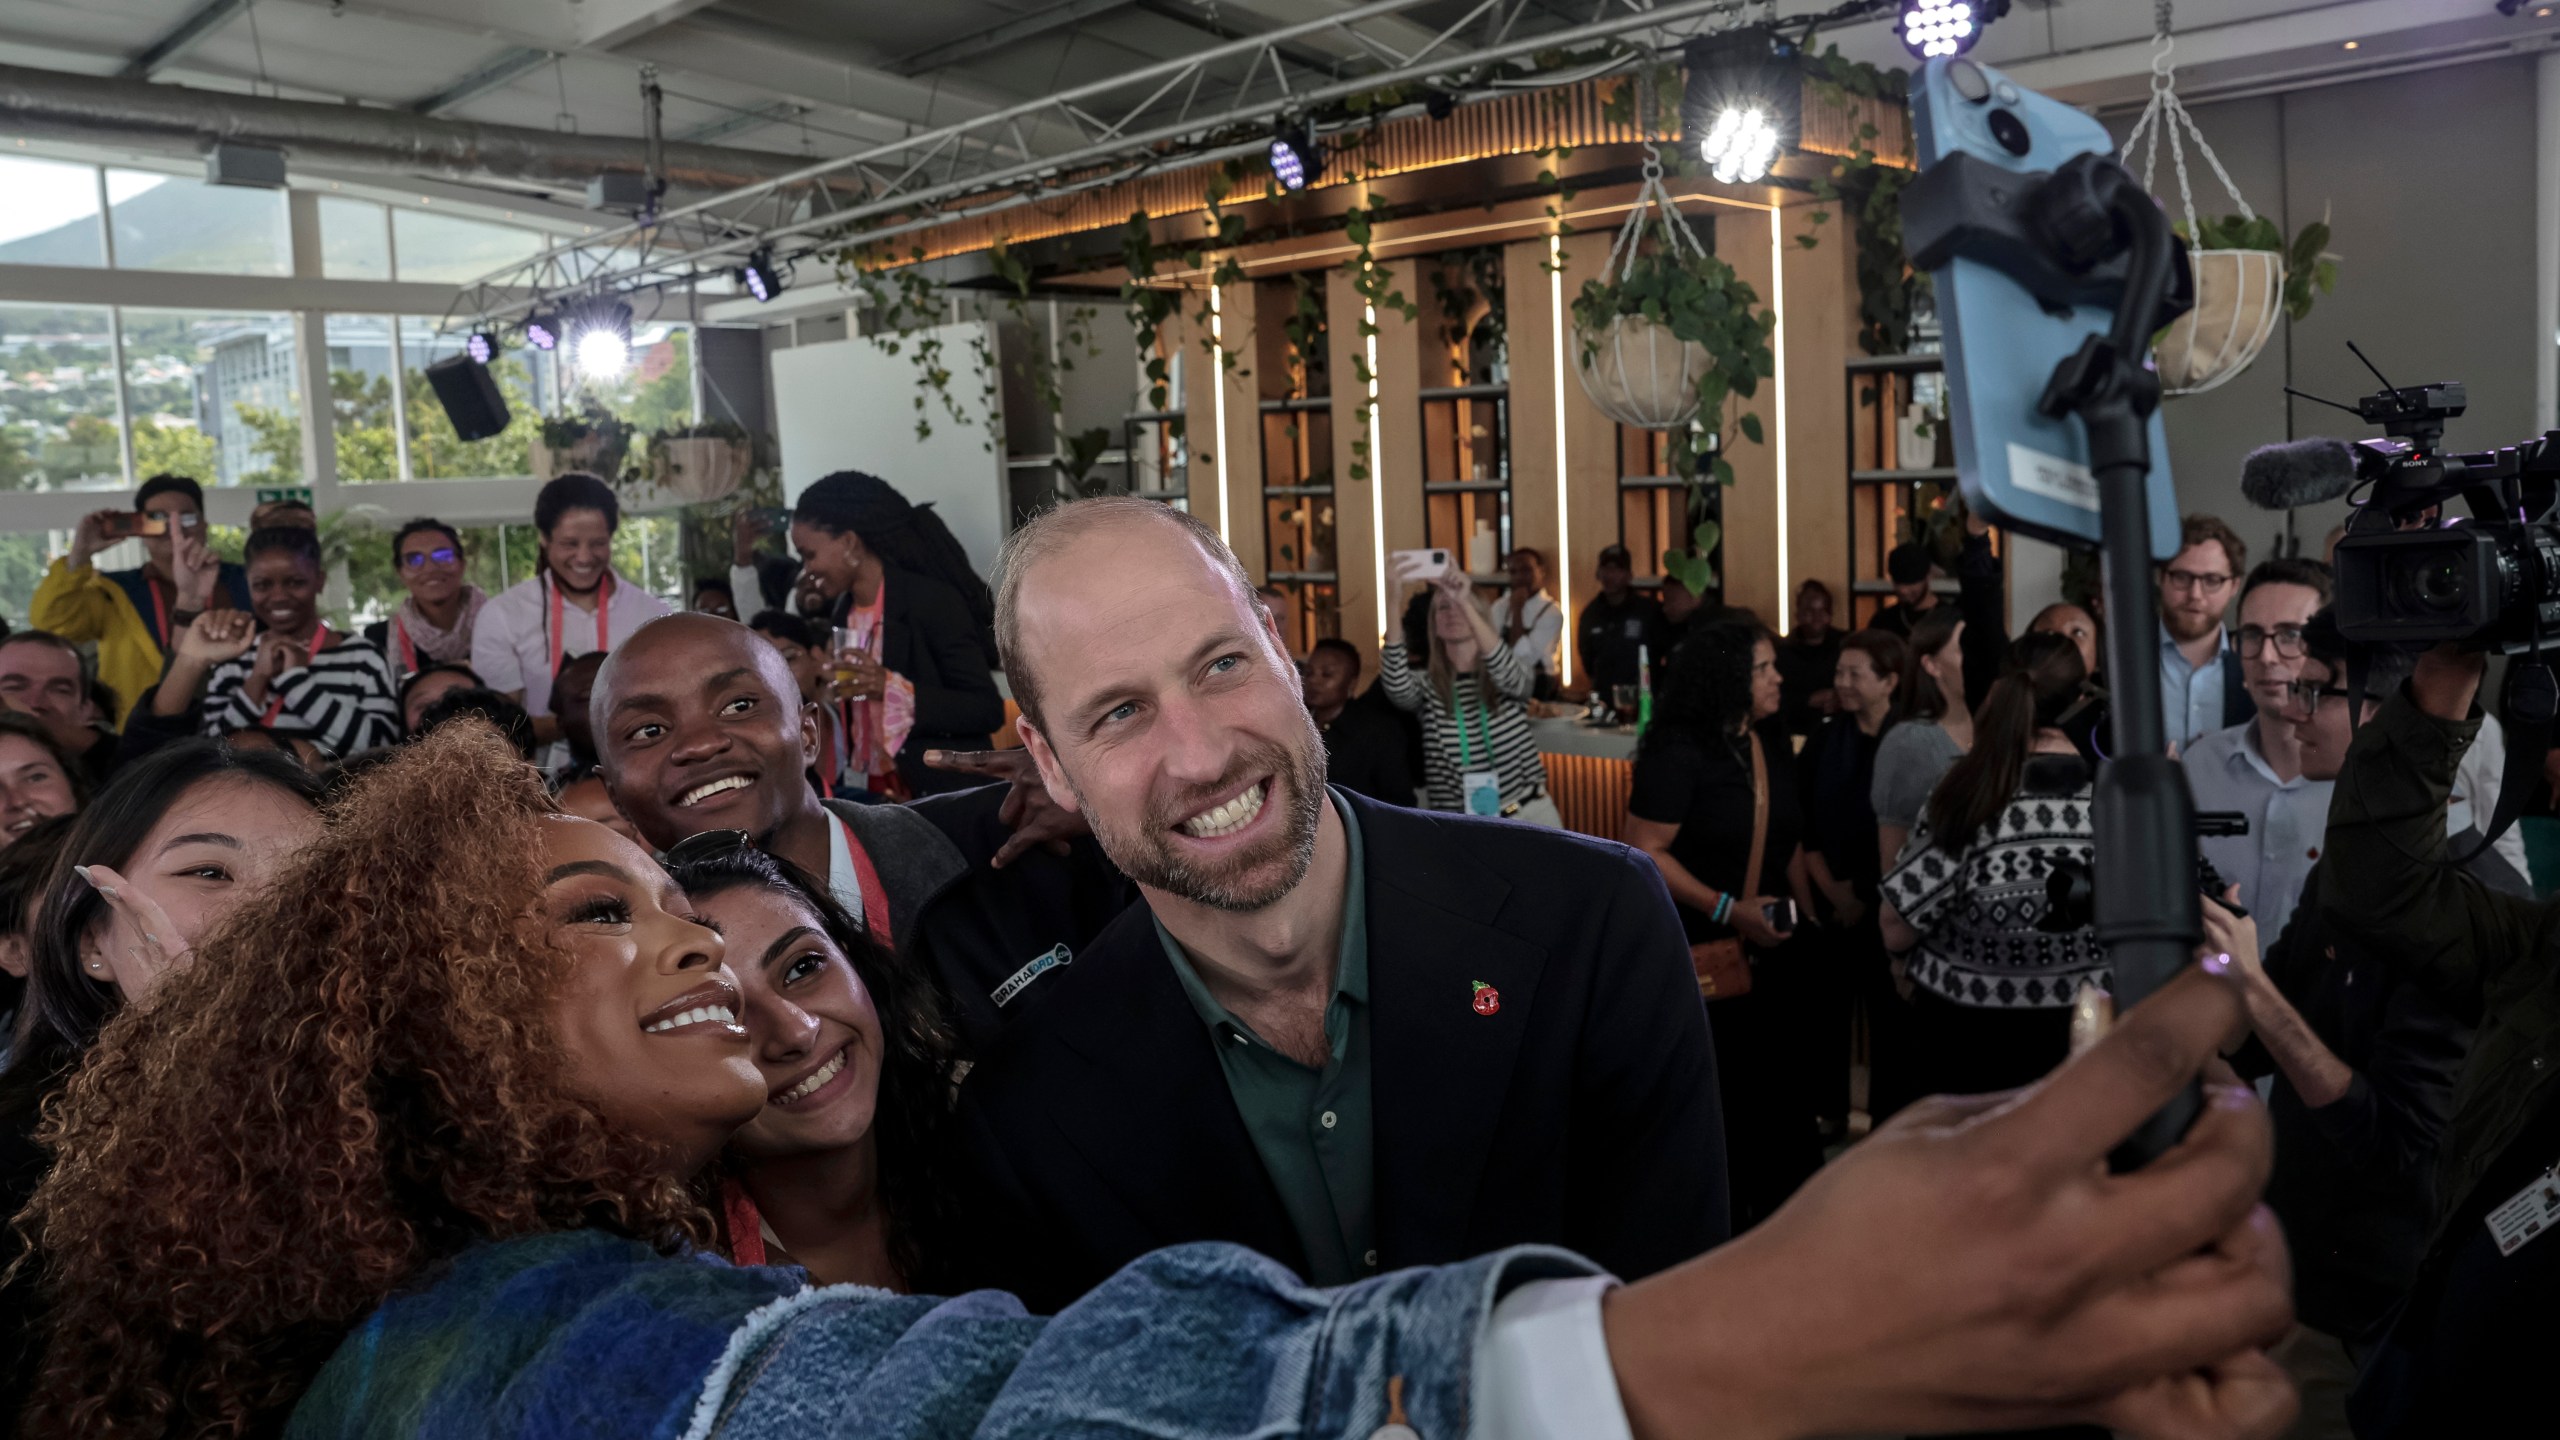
[
  {"xmin": 2218, "ymin": 610, "xmax": 2479, "ymax": 1437},
  {"xmin": 363, "ymin": 519, "xmax": 487, "ymax": 679},
  {"xmin": 2158, "ymin": 513, "xmax": 2255, "ymax": 749},
  {"xmin": 30, "ymin": 473, "xmax": 248, "ymax": 725},
  {"xmin": 2185, "ymin": 557, "xmax": 2333, "ymax": 937}
]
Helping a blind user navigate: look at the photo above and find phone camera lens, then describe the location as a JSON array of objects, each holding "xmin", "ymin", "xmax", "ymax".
[
  {"xmin": 1948, "ymin": 58, "xmax": 1991, "ymax": 103},
  {"xmin": 1988, "ymin": 109, "xmax": 2033, "ymax": 157}
]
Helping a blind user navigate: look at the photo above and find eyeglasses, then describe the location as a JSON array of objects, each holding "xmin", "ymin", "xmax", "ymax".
[
  {"xmin": 661, "ymin": 829, "xmax": 754, "ymax": 867},
  {"xmin": 2280, "ymin": 679, "xmax": 2354, "ymax": 712},
  {"xmin": 399, "ymin": 546, "xmax": 461, "ymax": 570},
  {"xmin": 2236, "ymin": 624, "xmax": 2307, "ymax": 659},
  {"xmin": 2161, "ymin": 569, "xmax": 2235, "ymax": 595}
]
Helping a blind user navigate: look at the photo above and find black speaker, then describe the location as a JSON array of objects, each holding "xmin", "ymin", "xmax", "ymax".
[{"xmin": 424, "ymin": 353, "xmax": 511, "ymax": 441}]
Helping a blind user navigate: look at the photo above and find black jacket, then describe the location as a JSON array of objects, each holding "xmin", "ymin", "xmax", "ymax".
[
  {"xmin": 832, "ymin": 565, "xmax": 1005, "ymax": 796},
  {"xmin": 946, "ymin": 792, "xmax": 1728, "ymax": 1313},
  {"xmin": 1318, "ymin": 702, "xmax": 1417, "ymax": 808}
]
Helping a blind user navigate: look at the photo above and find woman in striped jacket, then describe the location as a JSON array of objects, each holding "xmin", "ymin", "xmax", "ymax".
[{"xmin": 1378, "ymin": 571, "xmax": 1558, "ymax": 825}]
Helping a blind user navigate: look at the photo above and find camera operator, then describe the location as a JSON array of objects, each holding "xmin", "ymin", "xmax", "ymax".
[
  {"xmin": 2318, "ymin": 640, "xmax": 2560, "ymax": 1435},
  {"xmin": 2200, "ymin": 611, "xmax": 2475, "ymax": 1439}
]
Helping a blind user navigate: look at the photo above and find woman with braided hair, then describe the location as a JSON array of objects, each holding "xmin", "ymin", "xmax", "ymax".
[{"xmin": 788, "ymin": 471, "xmax": 1002, "ymax": 797}]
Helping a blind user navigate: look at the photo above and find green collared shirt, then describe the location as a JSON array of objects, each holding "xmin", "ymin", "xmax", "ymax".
[{"xmin": 1155, "ymin": 788, "xmax": 1376, "ymax": 1285}]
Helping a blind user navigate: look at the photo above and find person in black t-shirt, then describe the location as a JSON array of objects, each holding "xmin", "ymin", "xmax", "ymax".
[
  {"xmin": 1576, "ymin": 544, "xmax": 1672, "ymax": 704},
  {"xmin": 1302, "ymin": 637, "xmax": 1416, "ymax": 808},
  {"xmin": 1622, "ymin": 617, "xmax": 1822, "ymax": 1229},
  {"xmin": 1870, "ymin": 542, "xmax": 1941, "ymax": 641},
  {"xmin": 1800, "ymin": 628, "xmax": 1908, "ymax": 1128},
  {"xmin": 1774, "ymin": 580, "xmax": 1843, "ymax": 737}
]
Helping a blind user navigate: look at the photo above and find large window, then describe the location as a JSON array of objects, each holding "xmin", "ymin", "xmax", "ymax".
[
  {"xmin": 396, "ymin": 319, "xmax": 549, "ymax": 481},
  {"xmin": 108, "ymin": 171, "xmax": 290, "ymax": 277},
  {"xmin": 320, "ymin": 198, "xmax": 393, "ymax": 281},
  {"xmin": 123, "ymin": 310, "xmax": 300, "ymax": 487},
  {"xmin": 0, "ymin": 156, "xmax": 106, "ymax": 268},
  {"xmin": 0, "ymin": 304, "xmax": 123, "ymax": 492},
  {"xmin": 570, "ymin": 322, "xmax": 695, "ymax": 435},
  {"xmin": 393, "ymin": 208, "xmax": 547, "ymax": 284},
  {"xmin": 325, "ymin": 315, "xmax": 401, "ymax": 483}
]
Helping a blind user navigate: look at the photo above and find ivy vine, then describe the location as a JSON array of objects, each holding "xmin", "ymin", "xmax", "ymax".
[
  {"xmin": 1425, "ymin": 247, "xmax": 1506, "ymax": 385},
  {"xmin": 1797, "ymin": 45, "xmax": 1926, "ymax": 357},
  {"xmin": 1341, "ymin": 194, "xmax": 1421, "ymax": 484}
]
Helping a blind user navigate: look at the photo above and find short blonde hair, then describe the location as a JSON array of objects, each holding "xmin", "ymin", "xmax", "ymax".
[{"xmin": 994, "ymin": 497, "xmax": 1252, "ymax": 724}]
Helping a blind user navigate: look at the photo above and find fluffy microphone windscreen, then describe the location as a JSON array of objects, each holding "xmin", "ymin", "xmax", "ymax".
[{"xmin": 2239, "ymin": 438, "xmax": 2359, "ymax": 512}]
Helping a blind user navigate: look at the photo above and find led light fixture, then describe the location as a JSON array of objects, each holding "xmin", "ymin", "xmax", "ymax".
[
  {"xmin": 464, "ymin": 330, "xmax": 499, "ymax": 365},
  {"xmin": 566, "ymin": 297, "xmax": 635, "ymax": 381},
  {"xmin": 739, "ymin": 247, "xmax": 783, "ymax": 303},
  {"xmin": 1682, "ymin": 28, "xmax": 1800, "ymax": 188},
  {"xmin": 524, "ymin": 309, "xmax": 560, "ymax": 352},
  {"xmin": 1900, "ymin": 0, "xmax": 2008, "ymax": 61},
  {"xmin": 1269, "ymin": 121, "xmax": 1321, "ymax": 192}
]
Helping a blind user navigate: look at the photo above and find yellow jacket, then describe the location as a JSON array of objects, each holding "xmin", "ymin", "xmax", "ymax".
[{"xmin": 30, "ymin": 557, "xmax": 164, "ymax": 726}]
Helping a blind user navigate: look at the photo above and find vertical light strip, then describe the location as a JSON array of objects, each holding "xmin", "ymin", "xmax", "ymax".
[
  {"xmin": 1366, "ymin": 302, "xmax": 1387, "ymax": 645},
  {"xmin": 1207, "ymin": 283, "xmax": 1232, "ymax": 541},
  {"xmin": 1548, "ymin": 233, "xmax": 1573, "ymax": 687},
  {"xmin": 1768, "ymin": 207, "xmax": 1791, "ymax": 631}
]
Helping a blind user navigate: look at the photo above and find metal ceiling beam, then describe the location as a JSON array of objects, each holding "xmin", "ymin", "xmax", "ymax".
[
  {"xmin": 117, "ymin": 0, "xmax": 250, "ymax": 80},
  {"xmin": 677, "ymin": 99, "xmax": 804, "ymax": 145},
  {"xmin": 408, "ymin": 45, "xmax": 558, "ymax": 116},
  {"xmin": 1131, "ymin": 0, "xmax": 1349, "ymax": 82},
  {"xmin": 892, "ymin": 0, "xmax": 1138, "ymax": 77}
]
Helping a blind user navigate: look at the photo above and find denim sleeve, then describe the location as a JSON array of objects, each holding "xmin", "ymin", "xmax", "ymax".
[{"xmin": 691, "ymin": 1242, "xmax": 1605, "ymax": 1440}]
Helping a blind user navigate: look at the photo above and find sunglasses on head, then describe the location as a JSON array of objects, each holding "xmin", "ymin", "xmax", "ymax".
[{"xmin": 661, "ymin": 828, "xmax": 755, "ymax": 867}]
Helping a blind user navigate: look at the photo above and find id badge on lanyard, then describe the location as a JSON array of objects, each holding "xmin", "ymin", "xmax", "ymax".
[
  {"xmin": 1454, "ymin": 687, "xmax": 1502, "ymax": 817},
  {"xmin": 2485, "ymin": 1164, "xmax": 2560, "ymax": 1257}
]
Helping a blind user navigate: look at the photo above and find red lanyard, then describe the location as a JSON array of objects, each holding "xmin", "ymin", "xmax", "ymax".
[
  {"xmin": 394, "ymin": 616, "xmax": 418, "ymax": 675},
  {"xmin": 546, "ymin": 573, "xmax": 612, "ymax": 678},
  {"xmin": 145, "ymin": 575, "xmax": 170, "ymax": 649},
  {"xmin": 837, "ymin": 811, "xmax": 893, "ymax": 948},
  {"xmin": 260, "ymin": 623, "xmax": 328, "ymax": 725},
  {"xmin": 816, "ymin": 708, "xmax": 840, "ymax": 800},
  {"xmin": 721, "ymin": 1178, "xmax": 769, "ymax": 1267}
]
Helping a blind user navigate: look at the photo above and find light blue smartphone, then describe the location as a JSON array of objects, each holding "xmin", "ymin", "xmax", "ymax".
[{"xmin": 1910, "ymin": 56, "xmax": 2181, "ymax": 561}]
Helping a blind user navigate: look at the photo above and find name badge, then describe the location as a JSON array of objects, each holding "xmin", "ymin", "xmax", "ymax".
[
  {"xmin": 991, "ymin": 943, "xmax": 1073, "ymax": 1008},
  {"xmin": 2484, "ymin": 1168, "xmax": 2560, "ymax": 1256},
  {"xmin": 1463, "ymin": 769, "xmax": 1503, "ymax": 817}
]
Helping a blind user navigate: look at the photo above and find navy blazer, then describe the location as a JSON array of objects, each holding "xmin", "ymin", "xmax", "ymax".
[{"xmin": 943, "ymin": 792, "xmax": 1729, "ymax": 1314}]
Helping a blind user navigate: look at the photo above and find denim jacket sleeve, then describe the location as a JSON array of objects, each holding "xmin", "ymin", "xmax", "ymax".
[{"xmin": 692, "ymin": 1241, "xmax": 1606, "ymax": 1440}]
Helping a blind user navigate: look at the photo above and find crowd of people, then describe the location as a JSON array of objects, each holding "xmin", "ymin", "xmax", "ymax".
[{"xmin": 3, "ymin": 461, "xmax": 2540, "ymax": 1438}]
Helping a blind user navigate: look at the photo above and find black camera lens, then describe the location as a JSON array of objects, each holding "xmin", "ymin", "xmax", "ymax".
[
  {"xmin": 2390, "ymin": 551, "xmax": 2470, "ymax": 614},
  {"xmin": 1988, "ymin": 109, "xmax": 2033, "ymax": 157},
  {"xmin": 1949, "ymin": 59, "xmax": 1991, "ymax": 103}
]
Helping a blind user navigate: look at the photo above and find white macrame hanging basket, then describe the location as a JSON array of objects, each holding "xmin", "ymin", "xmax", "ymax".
[
  {"xmin": 1574, "ymin": 156, "xmax": 1713, "ymax": 430},
  {"xmin": 2124, "ymin": 11, "xmax": 2284, "ymax": 396}
]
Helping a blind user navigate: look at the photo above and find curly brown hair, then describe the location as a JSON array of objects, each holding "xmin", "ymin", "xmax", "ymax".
[{"xmin": 18, "ymin": 723, "xmax": 715, "ymax": 1439}]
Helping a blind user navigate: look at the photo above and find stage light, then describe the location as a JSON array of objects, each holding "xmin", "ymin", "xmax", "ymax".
[
  {"xmin": 1900, "ymin": 0, "xmax": 2009, "ymax": 61},
  {"xmin": 1269, "ymin": 121, "xmax": 1321, "ymax": 192},
  {"xmin": 739, "ymin": 248, "xmax": 783, "ymax": 303},
  {"xmin": 524, "ymin": 309, "xmax": 560, "ymax": 351},
  {"xmin": 1683, "ymin": 27, "xmax": 1800, "ymax": 187},
  {"xmin": 464, "ymin": 330, "xmax": 499, "ymax": 365},
  {"xmin": 1700, "ymin": 105, "xmax": 1781, "ymax": 184},
  {"xmin": 566, "ymin": 298, "xmax": 634, "ymax": 380}
]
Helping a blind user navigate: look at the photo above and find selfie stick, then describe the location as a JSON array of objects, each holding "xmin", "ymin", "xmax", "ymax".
[{"xmin": 1907, "ymin": 151, "xmax": 2204, "ymax": 1168}]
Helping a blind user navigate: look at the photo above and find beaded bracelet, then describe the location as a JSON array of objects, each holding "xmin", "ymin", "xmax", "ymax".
[{"xmin": 1711, "ymin": 892, "xmax": 1732, "ymax": 925}]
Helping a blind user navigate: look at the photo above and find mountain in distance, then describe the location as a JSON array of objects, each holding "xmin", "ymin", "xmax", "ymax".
[{"xmin": 0, "ymin": 178, "xmax": 286, "ymax": 274}]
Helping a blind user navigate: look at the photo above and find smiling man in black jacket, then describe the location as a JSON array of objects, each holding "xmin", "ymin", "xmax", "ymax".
[{"xmin": 953, "ymin": 496, "xmax": 1725, "ymax": 1314}]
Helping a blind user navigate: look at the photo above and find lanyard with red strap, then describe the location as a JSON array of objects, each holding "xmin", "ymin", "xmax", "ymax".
[
  {"xmin": 393, "ymin": 616, "xmax": 418, "ymax": 675},
  {"xmin": 546, "ymin": 572, "xmax": 613, "ymax": 678},
  {"xmin": 144, "ymin": 575, "xmax": 171, "ymax": 649},
  {"xmin": 836, "ymin": 810, "xmax": 893, "ymax": 947},
  {"xmin": 260, "ymin": 623, "xmax": 329, "ymax": 725}
]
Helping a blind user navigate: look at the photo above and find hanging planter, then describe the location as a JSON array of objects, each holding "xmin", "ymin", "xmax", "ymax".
[
  {"xmin": 1578, "ymin": 313, "xmax": 1712, "ymax": 430},
  {"xmin": 2125, "ymin": 9, "xmax": 2338, "ymax": 396},
  {"xmin": 648, "ymin": 422, "xmax": 751, "ymax": 504},
  {"xmin": 534, "ymin": 405, "xmax": 633, "ymax": 482}
]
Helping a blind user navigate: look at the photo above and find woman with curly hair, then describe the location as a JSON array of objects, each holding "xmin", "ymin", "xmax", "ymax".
[
  {"xmin": 1624, "ymin": 618, "xmax": 1822, "ymax": 1229},
  {"xmin": 662, "ymin": 839, "xmax": 955, "ymax": 1290},
  {"xmin": 10, "ymin": 723, "xmax": 1657, "ymax": 1440}
]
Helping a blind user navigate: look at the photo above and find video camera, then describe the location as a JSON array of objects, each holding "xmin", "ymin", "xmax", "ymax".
[{"xmin": 2243, "ymin": 362, "xmax": 2560, "ymax": 653}]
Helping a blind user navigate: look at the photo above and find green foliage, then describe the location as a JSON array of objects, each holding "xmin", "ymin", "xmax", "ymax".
[
  {"xmin": 1664, "ymin": 518, "xmax": 1724, "ymax": 593},
  {"xmin": 1570, "ymin": 244, "xmax": 1776, "ymax": 485},
  {"xmin": 2177, "ymin": 213, "xmax": 2342, "ymax": 323},
  {"xmin": 1797, "ymin": 46, "xmax": 1926, "ymax": 357},
  {"xmin": 1425, "ymin": 248, "xmax": 1506, "ymax": 385},
  {"xmin": 1341, "ymin": 195, "xmax": 1420, "ymax": 485},
  {"xmin": 1120, "ymin": 212, "xmax": 1187, "ymax": 434},
  {"xmin": 839, "ymin": 243, "xmax": 974, "ymax": 443},
  {"xmin": 1053, "ymin": 426, "xmax": 1117, "ymax": 500},
  {"xmin": 539, "ymin": 401, "xmax": 633, "ymax": 452},
  {"xmin": 1281, "ymin": 271, "xmax": 1328, "ymax": 403}
]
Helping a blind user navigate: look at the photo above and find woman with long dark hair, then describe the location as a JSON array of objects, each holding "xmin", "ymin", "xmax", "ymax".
[
  {"xmin": 1870, "ymin": 605, "xmax": 1973, "ymax": 873},
  {"xmin": 470, "ymin": 473, "xmax": 673, "ymax": 755},
  {"xmin": 1623, "ymin": 618, "xmax": 1822, "ymax": 1228},
  {"xmin": 1879, "ymin": 632, "xmax": 2106, "ymax": 1098},
  {"xmin": 788, "ymin": 471, "xmax": 1003, "ymax": 797},
  {"xmin": 0, "ymin": 712, "xmax": 84, "ymax": 848},
  {"xmin": 0, "ymin": 739, "xmax": 321, "ymax": 1425},
  {"xmin": 664, "ymin": 840, "xmax": 956, "ymax": 1290}
]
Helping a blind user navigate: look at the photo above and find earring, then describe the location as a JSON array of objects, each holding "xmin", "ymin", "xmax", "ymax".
[{"xmin": 84, "ymin": 957, "xmax": 109, "ymax": 976}]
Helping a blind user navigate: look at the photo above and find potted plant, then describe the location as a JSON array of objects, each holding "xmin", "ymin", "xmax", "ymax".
[
  {"xmin": 648, "ymin": 418, "xmax": 753, "ymax": 503},
  {"xmin": 2156, "ymin": 212, "xmax": 2339, "ymax": 394},
  {"xmin": 535, "ymin": 403, "xmax": 633, "ymax": 483}
]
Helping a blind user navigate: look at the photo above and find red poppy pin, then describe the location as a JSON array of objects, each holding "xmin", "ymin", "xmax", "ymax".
[{"xmin": 1471, "ymin": 981, "xmax": 1501, "ymax": 1016}]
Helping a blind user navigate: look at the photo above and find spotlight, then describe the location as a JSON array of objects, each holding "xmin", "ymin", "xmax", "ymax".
[
  {"xmin": 1269, "ymin": 121, "xmax": 1321, "ymax": 192},
  {"xmin": 524, "ymin": 309, "xmax": 560, "ymax": 352},
  {"xmin": 464, "ymin": 329, "xmax": 500, "ymax": 365},
  {"xmin": 1682, "ymin": 28, "xmax": 1800, "ymax": 187},
  {"xmin": 1899, "ymin": 0, "xmax": 2009, "ymax": 61},
  {"xmin": 739, "ymin": 247, "xmax": 783, "ymax": 303},
  {"xmin": 566, "ymin": 298, "xmax": 634, "ymax": 380}
]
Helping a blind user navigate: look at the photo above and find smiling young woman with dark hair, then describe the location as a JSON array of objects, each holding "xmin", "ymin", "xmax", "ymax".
[{"xmin": 664, "ymin": 840, "xmax": 957, "ymax": 1290}]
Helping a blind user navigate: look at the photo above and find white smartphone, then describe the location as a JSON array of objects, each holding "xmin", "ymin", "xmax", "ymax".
[{"xmin": 1389, "ymin": 548, "xmax": 1453, "ymax": 583}]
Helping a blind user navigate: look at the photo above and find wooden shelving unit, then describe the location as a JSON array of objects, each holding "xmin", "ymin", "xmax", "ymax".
[
  {"xmin": 1419, "ymin": 381, "xmax": 1511, "ymax": 588},
  {"xmin": 1259, "ymin": 394, "xmax": 1338, "ymax": 653},
  {"xmin": 1615, "ymin": 424, "xmax": 1721, "ymax": 598},
  {"xmin": 1845, "ymin": 352, "xmax": 1958, "ymax": 627}
]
